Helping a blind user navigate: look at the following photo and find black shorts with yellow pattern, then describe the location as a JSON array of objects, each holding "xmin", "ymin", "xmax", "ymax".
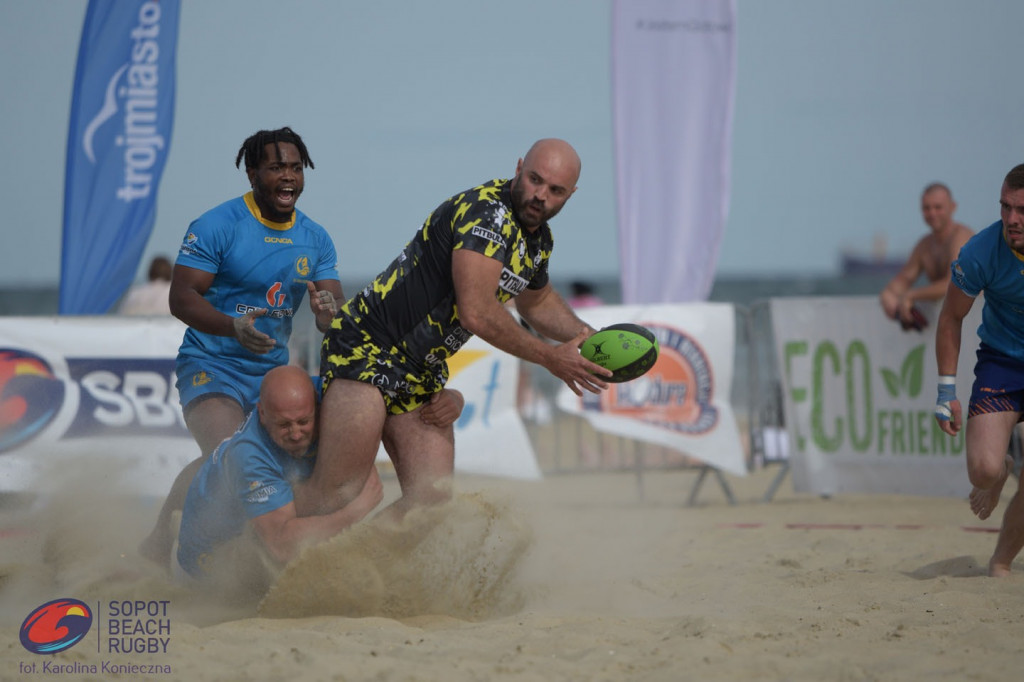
[{"xmin": 320, "ymin": 319, "xmax": 448, "ymax": 415}]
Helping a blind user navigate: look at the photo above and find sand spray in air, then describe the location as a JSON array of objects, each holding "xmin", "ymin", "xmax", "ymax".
[{"xmin": 259, "ymin": 490, "xmax": 533, "ymax": 620}]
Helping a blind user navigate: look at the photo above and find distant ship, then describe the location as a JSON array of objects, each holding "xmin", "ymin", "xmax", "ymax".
[
  {"xmin": 839, "ymin": 234, "xmax": 905, "ymax": 277},
  {"xmin": 839, "ymin": 251, "xmax": 905, "ymax": 277}
]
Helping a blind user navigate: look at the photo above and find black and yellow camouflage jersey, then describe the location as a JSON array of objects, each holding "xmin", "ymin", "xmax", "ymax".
[{"xmin": 321, "ymin": 178, "xmax": 554, "ymax": 413}]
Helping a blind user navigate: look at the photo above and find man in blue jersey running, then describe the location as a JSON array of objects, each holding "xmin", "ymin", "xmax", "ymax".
[
  {"xmin": 935, "ymin": 163, "xmax": 1024, "ymax": 576},
  {"xmin": 141, "ymin": 127, "xmax": 346, "ymax": 565}
]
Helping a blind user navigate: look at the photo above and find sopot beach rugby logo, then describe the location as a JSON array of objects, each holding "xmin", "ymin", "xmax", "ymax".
[{"xmin": 19, "ymin": 599, "xmax": 94, "ymax": 655}]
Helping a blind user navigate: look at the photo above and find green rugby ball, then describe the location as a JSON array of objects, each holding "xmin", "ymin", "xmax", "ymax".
[{"xmin": 580, "ymin": 323, "xmax": 659, "ymax": 383}]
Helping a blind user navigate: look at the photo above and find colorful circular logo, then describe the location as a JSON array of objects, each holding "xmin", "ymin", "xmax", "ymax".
[
  {"xmin": 0, "ymin": 349, "xmax": 65, "ymax": 453},
  {"xmin": 584, "ymin": 324, "xmax": 718, "ymax": 434},
  {"xmin": 20, "ymin": 598, "xmax": 93, "ymax": 654}
]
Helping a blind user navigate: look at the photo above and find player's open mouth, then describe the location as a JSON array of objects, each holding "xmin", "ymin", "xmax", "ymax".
[{"xmin": 277, "ymin": 188, "xmax": 296, "ymax": 203}]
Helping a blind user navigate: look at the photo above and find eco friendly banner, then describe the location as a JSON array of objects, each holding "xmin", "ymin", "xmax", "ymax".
[{"xmin": 771, "ymin": 297, "xmax": 982, "ymax": 497}]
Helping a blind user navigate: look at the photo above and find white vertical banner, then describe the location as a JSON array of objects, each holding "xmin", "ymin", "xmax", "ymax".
[{"xmin": 612, "ymin": 0, "xmax": 737, "ymax": 304}]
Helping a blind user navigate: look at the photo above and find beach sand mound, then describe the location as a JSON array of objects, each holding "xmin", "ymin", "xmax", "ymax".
[{"xmin": 259, "ymin": 491, "xmax": 532, "ymax": 621}]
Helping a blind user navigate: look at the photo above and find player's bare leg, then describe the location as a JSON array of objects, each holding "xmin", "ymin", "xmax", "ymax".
[
  {"xmin": 965, "ymin": 412, "xmax": 1018, "ymax": 521},
  {"xmin": 378, "ymin": 406, "xmax": 456, "ymax": 523},
  {"xmin": 139, "ymin": 395, "xmax": 244, "ymax": 565},
  {"xmin": 989, "ymin": 474, "xmax": 1024, "ymax": 577},
  {"xmin": 297, "ymin": 379, "xmax": 386, "ymax": 517}
]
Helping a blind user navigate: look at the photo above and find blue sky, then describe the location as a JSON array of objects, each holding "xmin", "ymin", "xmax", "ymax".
[{"xmin": 3, "ymin": 1, "xmax": 1022, "ymax": 288}]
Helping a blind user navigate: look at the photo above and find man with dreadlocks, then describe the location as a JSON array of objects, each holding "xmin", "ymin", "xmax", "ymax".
[{"xmin": 140, "ymin": 127, "xmax": 354, "ymax": 565}]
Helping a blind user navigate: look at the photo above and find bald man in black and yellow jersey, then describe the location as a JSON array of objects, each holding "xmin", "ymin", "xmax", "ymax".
[{"xmin": 302, "ymin": 139, "xmax": 612, "ymax": 520}]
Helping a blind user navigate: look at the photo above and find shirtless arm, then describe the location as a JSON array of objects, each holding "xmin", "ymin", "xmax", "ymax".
[
  {"xmin": 452, "ymin": 249, "xmax": 610, "ymax": 395},
  {"xmin": 879, "ymin": 245, "xmax": 924, "ymax": 320}
]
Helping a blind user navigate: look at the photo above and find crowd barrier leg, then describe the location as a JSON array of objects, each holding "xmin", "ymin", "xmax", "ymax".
[
  {"xmin": 761, "ymin": 461, "xmax": 790, "ymax": 503},
  {"xmin": 686, "ymin": 466, "xmax": 736, "ymax": 506}
]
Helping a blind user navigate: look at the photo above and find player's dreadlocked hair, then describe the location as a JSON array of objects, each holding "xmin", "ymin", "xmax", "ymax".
[{"xmin": 235, "ymin": 127, "xmax": 315, "ymax": 171}]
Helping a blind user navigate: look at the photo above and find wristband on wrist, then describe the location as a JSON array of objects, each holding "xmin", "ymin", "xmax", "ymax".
[{"xmin": 936, "ymin": 376, "xmax": 957, "ymax": 420}]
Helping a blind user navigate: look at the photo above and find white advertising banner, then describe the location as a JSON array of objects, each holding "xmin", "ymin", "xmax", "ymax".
[
  {"xmin": 393, "ymin": 335, "xmax": 541, "ymax": 480},
  {"xmin": 0, "ymin": 318, "xmax": 539, "ymax": 496},
  {"xmin": 612, "ymin": 0, "xmax": 737, "ymax": 303},
  {"xmin": 770, "ymin": 297, "xmax": 982, "ymax": 497},
  {"xmin": 557, "ymin": 304, "xmax": 746, "ymax": 476}
]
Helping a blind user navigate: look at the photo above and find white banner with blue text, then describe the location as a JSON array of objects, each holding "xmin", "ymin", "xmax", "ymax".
[
  {"xmin": 557, "ymin": 303, "xmax": 746, "ymax": 477},
  {"xmin": 0, "ymin": 317, "xmax": 539, "ymax": 495}
]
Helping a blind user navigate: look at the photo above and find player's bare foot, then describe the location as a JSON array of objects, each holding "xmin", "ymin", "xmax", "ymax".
[
  {"xmin": 989, "ymin": 559, "xmax": 1012, "ymax": 577},
  {"xmin": 969, "ymin": 455, "xmax": 1012, "ymax": 520}
]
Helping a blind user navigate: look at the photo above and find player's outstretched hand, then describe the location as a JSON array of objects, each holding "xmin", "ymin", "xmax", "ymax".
[
  {"xmin": 307, "ymin": 281, "xmax": 337, "ymax": 330},
  {"xmin": 419, "ymin": 389, "xmax": 465, "ymax": 428},
  {"xmin": 232, "ymin": 309, "xmax": 275, "ymax": 354},
  {"xmin": 547, "ymin": 328, "xmax": 612, "ymax": 397}
]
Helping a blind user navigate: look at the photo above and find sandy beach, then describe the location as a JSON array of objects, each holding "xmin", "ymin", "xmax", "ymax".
[{"xmin": 0, "ymin": 460, "xmax": 1020, "ymax": 682}]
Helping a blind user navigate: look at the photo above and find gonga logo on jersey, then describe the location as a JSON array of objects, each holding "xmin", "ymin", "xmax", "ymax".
[
  {"xmin": 20, "ymin": 599, "xmax": 94, "ymax": 655},
  {"xmin": 583, "ymin": 324, "xmax": 718, "ymax": 434},
  {"xmin": 0, "ymin": 349, "xmax": 65, "ymax": 453}
]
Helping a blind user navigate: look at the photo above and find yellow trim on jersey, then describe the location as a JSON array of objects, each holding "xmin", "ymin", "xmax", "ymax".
[
  {"xmin": 243, "ymin": 191, "xmax": 295, "ymax": 230},
  {"xmin": 1005, "ymin": 228, "xmax": 1024, "ymax": 262}
]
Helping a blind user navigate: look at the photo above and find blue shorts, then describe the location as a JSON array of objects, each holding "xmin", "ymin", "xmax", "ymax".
[
  {"xmin": 968, "ymin": 344, "xmax": 1024, "ymax": 421},
  {"xmin": 175, "ymin": 357, "xmax": 263, "ymax": 415}
]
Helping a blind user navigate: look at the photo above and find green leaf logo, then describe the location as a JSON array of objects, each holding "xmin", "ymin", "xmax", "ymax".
[
  {"xmin": 901, "ymin": 345, "xmax": 925, "ymax": 397},
  {"xmin": 880, "ymin": 345, "xmax": 926, "ymax": 398},
  {"xmin": 881, "ymin": 368, "xmax": 900, "ymax": 398}
]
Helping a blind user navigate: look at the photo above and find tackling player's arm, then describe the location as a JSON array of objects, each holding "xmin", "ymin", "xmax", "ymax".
[
  {"xmin": 169, "ymin": 264, "xmax": 274, "ymax": 353},
  {"xmin": 248, "ymin": 468, "xmax": 383, "ymax": 564},
  {"xmin": 452, "ymin": 249, "xmax": 610, "ymax": 395}
]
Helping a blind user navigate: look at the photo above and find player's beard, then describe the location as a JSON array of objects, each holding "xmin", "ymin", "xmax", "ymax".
[{"xmin": 510, "ymin": 177, "xmax": 562, "ymax": 229}]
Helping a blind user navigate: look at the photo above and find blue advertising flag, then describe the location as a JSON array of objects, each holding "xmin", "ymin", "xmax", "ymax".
[{"xmin": 59, "ymin": 0, "xmax": 180, "ymax": 315}]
